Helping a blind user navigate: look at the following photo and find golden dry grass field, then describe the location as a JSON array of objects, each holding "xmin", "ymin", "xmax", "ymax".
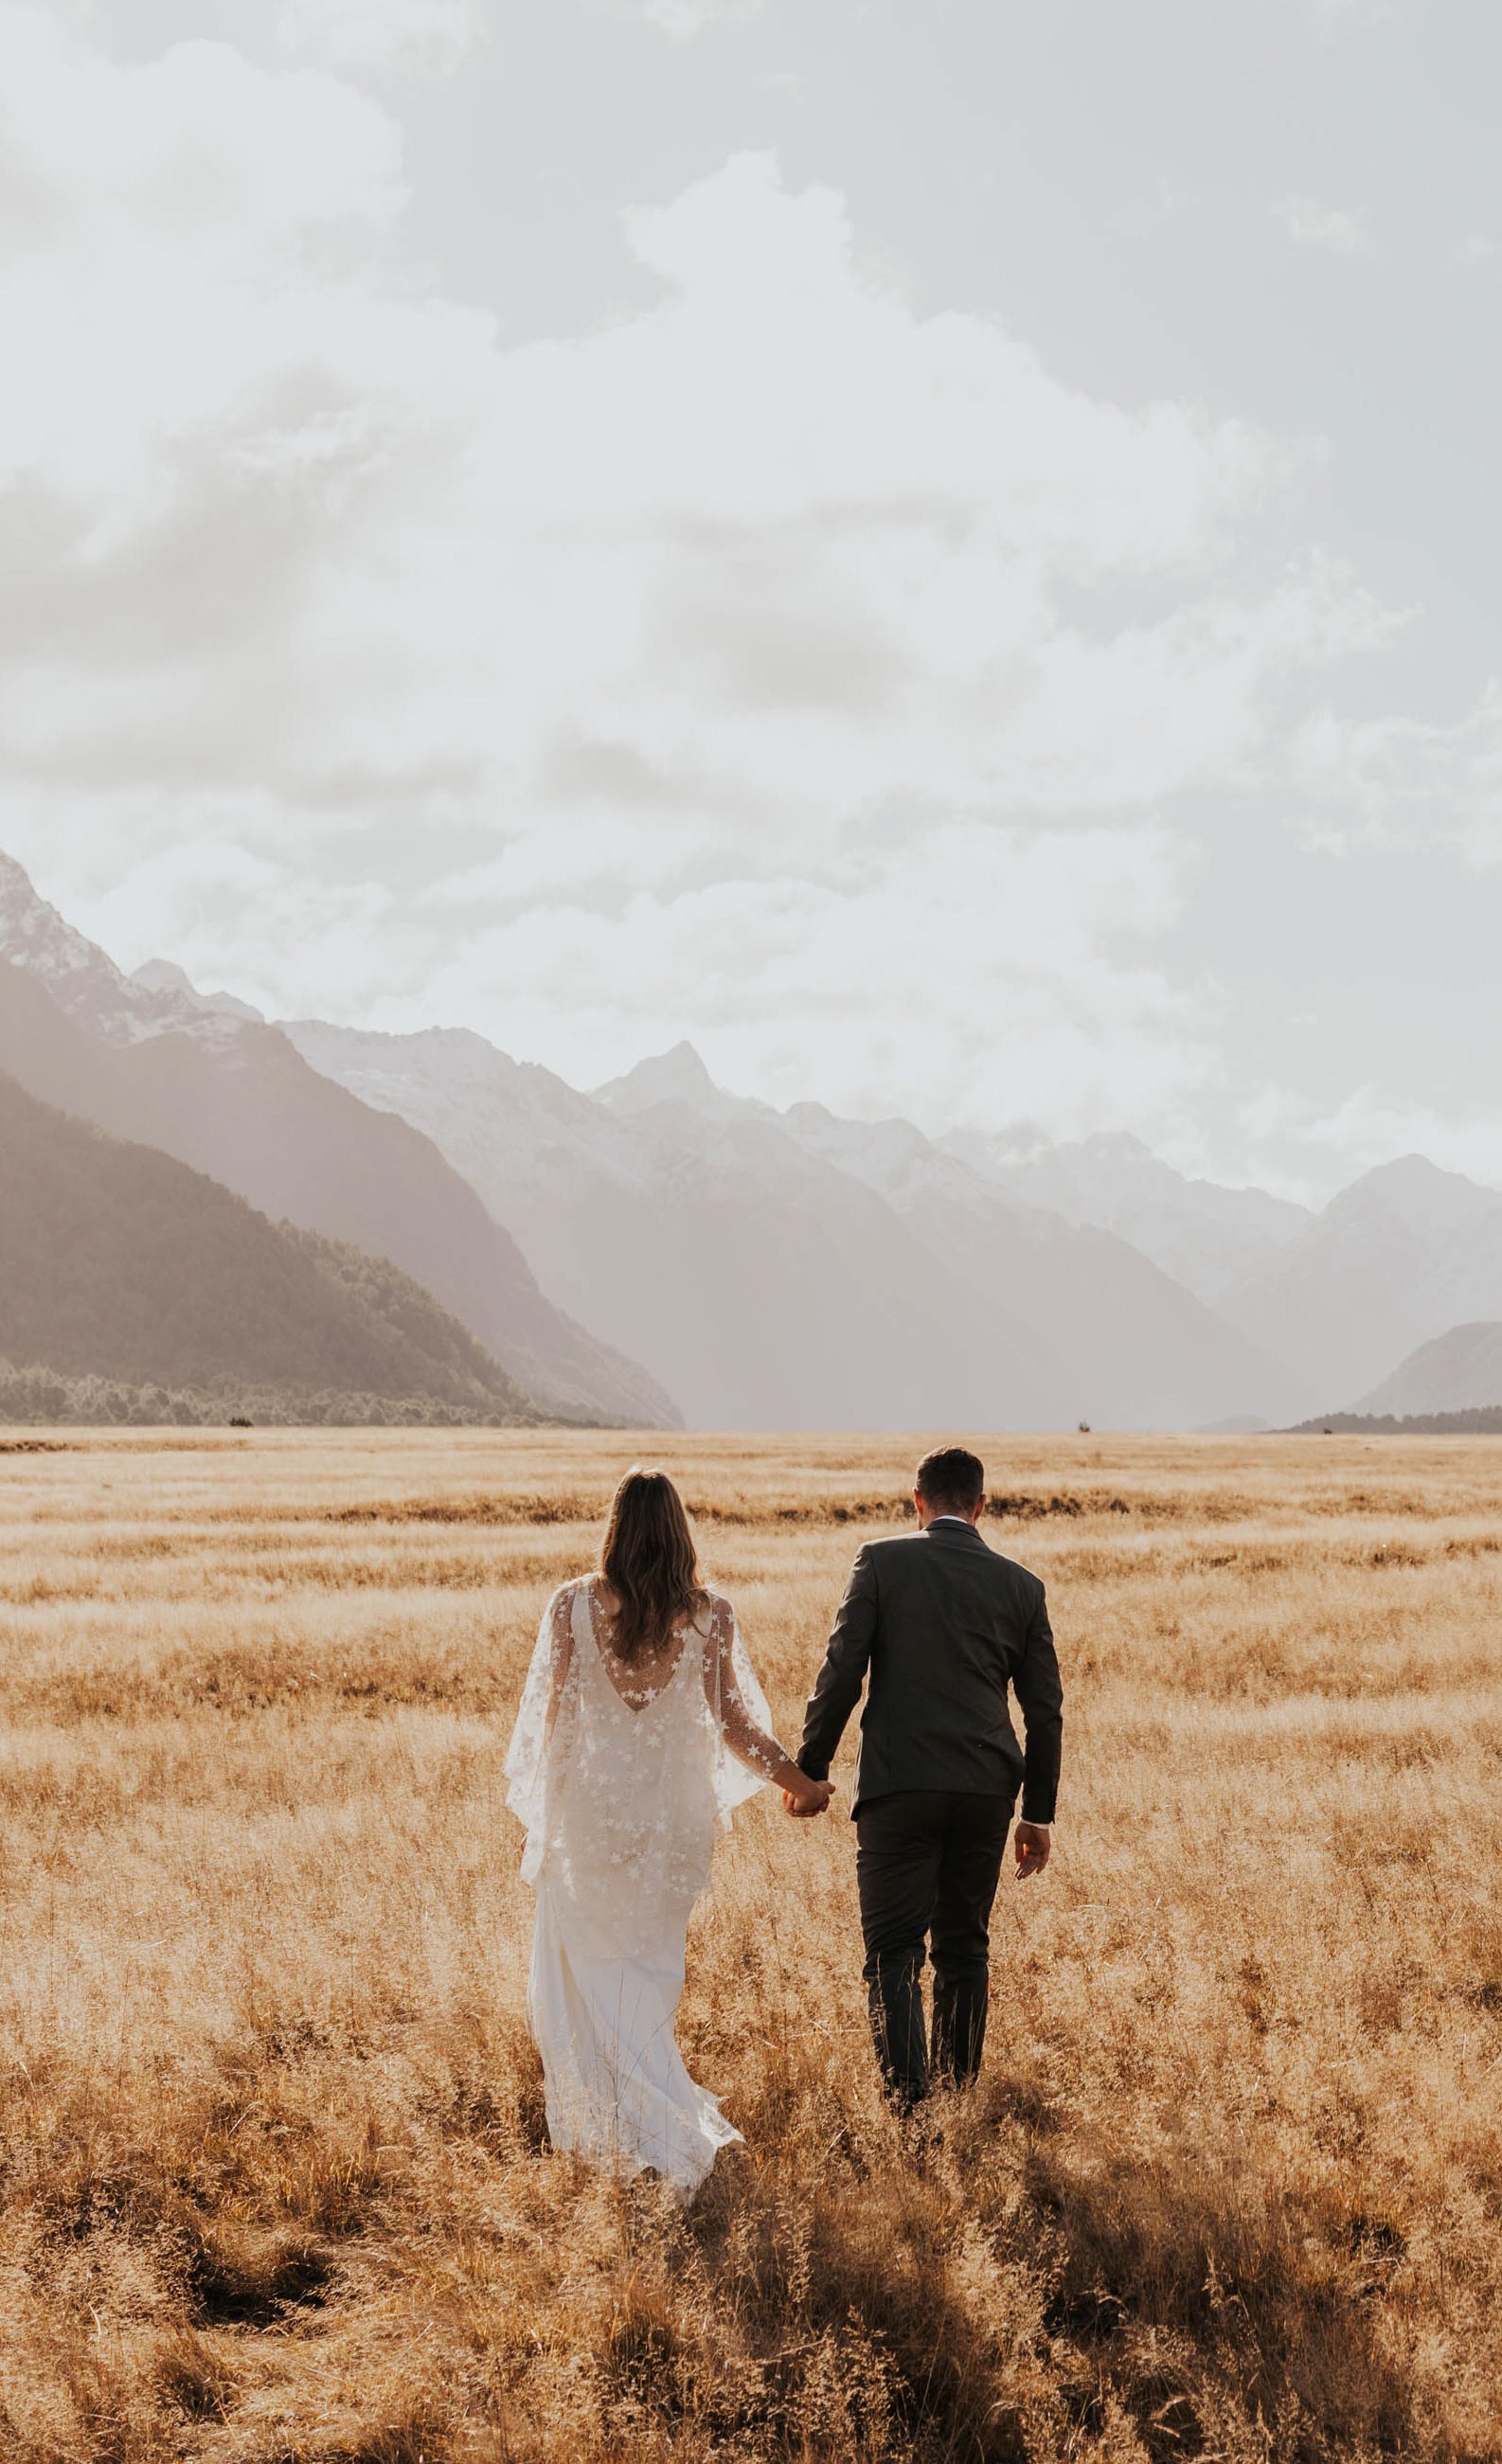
[{"xmin": 2, "ymin": 1427, "xmax": 1501, "ymax": 2464}]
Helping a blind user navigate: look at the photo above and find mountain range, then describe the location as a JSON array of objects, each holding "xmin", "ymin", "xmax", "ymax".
[
  {"xmin": 0, "ymin": 853, "xmax": 677, "ymax": 1426},
  {"xmin": 280, "ymin": 1023, "xmax": 1295, "ymax": 1430},
  {"xmin": 1216, "ymin": 1157, "xmax": 1502, "ymax": 1406},
  {"xmin": 4, "ymin": 843, "xmax": 1502, "ymax": 1432},
  {"xmin": 278, "ymin": 1029, "xmax": 1502, "ymax": 1429}
]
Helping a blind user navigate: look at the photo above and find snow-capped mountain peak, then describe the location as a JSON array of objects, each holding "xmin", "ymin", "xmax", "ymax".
[
  {"xmin": 0, "ymin": 849, "xmax": 149, "ymax": 1041},
  {"xmin": 0, "ymin": 853, "xmax": 243, "ymax": 1049}
]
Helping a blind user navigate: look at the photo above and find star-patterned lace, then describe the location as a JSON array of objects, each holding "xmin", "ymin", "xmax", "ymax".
[{"xmin": 505, "ymin": 1577, "xmax": 790, "ymax": 1900}]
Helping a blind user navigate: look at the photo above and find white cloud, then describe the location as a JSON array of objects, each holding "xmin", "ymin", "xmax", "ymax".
[
  {"xmin": 1456, "ymin": 231, "xmax": 1498, "ymax": 266},
  {"xmin": 0, "ymin": 9, "xmax": 1483, "ymax": 1151},
  {"xmin": 1291, "ymin": 682, "xmax": 1502, "ymax": 866},
  {"xmin": 1273, "ymin": 192, "xmax": 1373, "ymax": 257},
  {"xmin": 274, "ymin": 0, "xmax": 488, "ymax": 77},
  {"xmin": 641, "ymin": 0, "xmax": 763, "ymax": 40}
]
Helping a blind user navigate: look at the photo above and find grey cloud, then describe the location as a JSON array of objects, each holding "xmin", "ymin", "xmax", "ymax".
[
  {"xmin": 0, "ymin": 366, "xmax": 460, "ymax": 793},
  {"xmin": 652, "ymin": 529, "xmax": 911, "ymax": 713},
  {"xmin": 658, "ymin": 590, "xmax": 908, "ymax": 713},
  {"xmin": 540, "ymin": 736, "xmax": 696, "ymax": 809},
  {"xmin": 1, "ymin": 365, "xmax": 403, "ymax": 649}
]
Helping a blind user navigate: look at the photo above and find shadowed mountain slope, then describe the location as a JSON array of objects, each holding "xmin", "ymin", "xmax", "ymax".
[
  {"xmin": 0, "ymin": 855, "xmax": 679, "ymax": 1428},
  {"xmin": 1351, "ymin": 1320, "xmax": 1502, "ymax": 1417},
  {"xmin": 0, "ymin": 1068, "xmax": 538, "ymax": 1414}
]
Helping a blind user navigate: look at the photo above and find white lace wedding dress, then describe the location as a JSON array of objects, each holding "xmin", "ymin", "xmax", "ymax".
[{"xmin": 505, "ymin": 1576, "xmax": 789, "ymax": 2194}]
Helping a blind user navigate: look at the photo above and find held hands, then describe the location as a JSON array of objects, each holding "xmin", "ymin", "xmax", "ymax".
[
  {"xmin": 780, "ymin": 1766, "xmax": 833, "ymax": 1818},
  {"xmin": 1013, "ymin": 1820, "xmax": 1051, "ymax": 1882}
]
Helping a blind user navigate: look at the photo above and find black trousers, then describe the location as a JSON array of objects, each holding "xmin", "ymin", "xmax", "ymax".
[{"xmin": 855, "ymin": 1788, "xmax": 1014, "ymax": 2109}]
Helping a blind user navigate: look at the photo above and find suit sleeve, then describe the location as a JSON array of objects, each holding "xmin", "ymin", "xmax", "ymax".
[
  {"xmin": 796, "ymin": 1545, "xmax": 878, "ymax": 1779},
  {"xmin": 1013, "ymin": 1579, "xmax": 1063, "ymax": 1824}
]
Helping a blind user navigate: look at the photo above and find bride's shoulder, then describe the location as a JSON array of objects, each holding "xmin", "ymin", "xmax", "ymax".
[{"xmin": 698, "ymin": 1584, "xmax": 734, "ymax": 1633}]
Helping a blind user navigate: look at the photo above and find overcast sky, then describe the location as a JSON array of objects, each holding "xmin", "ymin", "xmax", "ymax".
[{"xmin": 2, "ymin": 0, "xmax": 1498, "ymax": 1200}]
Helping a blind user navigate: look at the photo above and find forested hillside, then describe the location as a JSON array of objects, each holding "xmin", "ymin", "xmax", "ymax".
[{"xmin": 0, "ymin": 1071, "xmax": 541, "ymax": 1419}]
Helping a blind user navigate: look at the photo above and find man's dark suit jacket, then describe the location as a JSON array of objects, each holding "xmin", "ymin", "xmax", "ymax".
[{"xmin": 797, "ymin": 1518, "xmax": 1063, "ymax": 1822}]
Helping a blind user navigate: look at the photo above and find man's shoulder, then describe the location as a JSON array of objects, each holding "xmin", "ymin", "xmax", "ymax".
[
  {"xmin": 933, "ymin": 1530, "xmax": 1046, "ymax": 1603},
  {"xmin": 983, "ymin": 1541, "xmax": 1046, "ymax": 1596},
  {"xmin": 856, "ymin": 1529, "xmax": 930, "ymax": 1565}
]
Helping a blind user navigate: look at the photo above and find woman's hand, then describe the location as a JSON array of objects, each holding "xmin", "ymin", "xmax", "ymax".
[{"xmin": 780, "ymin": 1767, "xmax": 833, "ymax": 1818}]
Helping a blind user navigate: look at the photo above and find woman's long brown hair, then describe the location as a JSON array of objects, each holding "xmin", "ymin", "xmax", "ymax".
[{"xmin": 599, "ymin": 1468, "xmax": 706, "ymax": 1664}]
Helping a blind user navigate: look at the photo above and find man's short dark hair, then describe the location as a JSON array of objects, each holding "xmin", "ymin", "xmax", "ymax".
[{"xmin": 915, "ymin": 1446, "xmax": 985, "ymax": 1515}]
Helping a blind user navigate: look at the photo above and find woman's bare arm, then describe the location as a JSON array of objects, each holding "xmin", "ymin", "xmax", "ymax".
[{"xmin": 705, "ymin": 1597, "xmax": 831, "ymax": 1812}]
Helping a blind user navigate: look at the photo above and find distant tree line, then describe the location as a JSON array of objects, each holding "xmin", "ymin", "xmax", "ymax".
[
  {"xmin": 1291, "ymin": 1406, "xmax": 1502, "ymax": 1435},
  {"xmin": 0, "ymin": 1358, "xmax": 536, "ymax": 1429}
]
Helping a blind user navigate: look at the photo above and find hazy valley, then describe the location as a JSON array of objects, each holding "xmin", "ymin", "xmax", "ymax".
[{"xmin": 5, "ymin": 844, "xmax": 1502, "ymax": 1433}]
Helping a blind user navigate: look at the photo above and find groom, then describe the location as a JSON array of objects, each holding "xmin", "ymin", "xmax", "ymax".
[{"xmin": 788, "ymin": 1446, "xmax": 1063, "ymax": 2109}]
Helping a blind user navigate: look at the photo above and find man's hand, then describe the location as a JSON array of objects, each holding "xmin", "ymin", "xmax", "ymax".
[
  {"xmin": 781, "ymin": 1770, "xmax": 833, "ymax": 1818},
  {"xmin": 1013, "ymin": 1820, "xmax": 1051, "ymax": 1881}
]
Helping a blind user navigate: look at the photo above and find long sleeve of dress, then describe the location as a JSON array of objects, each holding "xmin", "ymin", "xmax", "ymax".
[
  {"xmin": 701, "ymin": 1595, "xmax": 789, "ymax": 1819},
  {"xmin": 505, "ymin": 1583, "xmax": 578, "ymax": 1878}
]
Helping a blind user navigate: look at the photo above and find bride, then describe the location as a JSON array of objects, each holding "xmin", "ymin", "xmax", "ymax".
[{"xmin": 505, "ymin": 1466, "xmax": 831, "ymax": 2193}]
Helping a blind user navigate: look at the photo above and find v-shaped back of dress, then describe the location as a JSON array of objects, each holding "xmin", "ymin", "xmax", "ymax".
[
  {"xmin": 551, "ymin": 1580, "xmax": 720, "ymax": 1913},
  {"xmin": 577, "ymin": 1576, "xmax": 704, "ymax": 1716},
  {"xmin": 505, "ymin": 1576, "xmax": 781, "ymax": 1905}
]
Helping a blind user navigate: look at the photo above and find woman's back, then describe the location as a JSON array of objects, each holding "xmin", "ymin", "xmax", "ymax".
[
  {"xmin": 503, "ymin": 1467, "xmax": 831, "ymax": 2193},
  {"xmin": 545, "ymin": 1575, "xmax": 720, "ymax": 1916}
]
